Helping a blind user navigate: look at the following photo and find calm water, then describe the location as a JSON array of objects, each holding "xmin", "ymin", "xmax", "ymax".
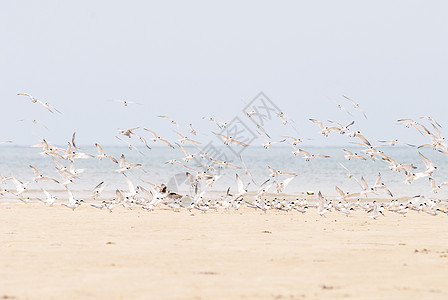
[{"xmin": 1, "ymin": 145, "xmax": 448, "ymax": 201}]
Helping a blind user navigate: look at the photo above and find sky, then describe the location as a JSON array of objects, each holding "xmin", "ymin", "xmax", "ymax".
[{"xmin": 1, "ymin": 1, "xmax": 447, "ymax": 148}]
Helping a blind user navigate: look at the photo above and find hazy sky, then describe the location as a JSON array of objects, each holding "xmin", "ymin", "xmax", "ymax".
[{"xmin": 1, "ymin": 1, "xmax": 447, "ymax": 147}]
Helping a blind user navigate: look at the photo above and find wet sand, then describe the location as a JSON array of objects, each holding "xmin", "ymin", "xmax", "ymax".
[{"xmin": 0, "ymin": 204, "xmax": 447, "ymax": 300}]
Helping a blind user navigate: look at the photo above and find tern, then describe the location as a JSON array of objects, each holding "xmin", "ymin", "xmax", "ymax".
[
  {"xmin": 111, "ymin": 100, "xmax": 141, "ymax": 106},
  {"xmin": 211, "ymin": 132, "xmax": 248, "ymax": 147},
  {"xmin": 144, "ymin": 128, "xmax": 175, "ymax": 148},
  {"xmin": 343, "ymin": 95, "xmax": 367, "ymax": 119}
]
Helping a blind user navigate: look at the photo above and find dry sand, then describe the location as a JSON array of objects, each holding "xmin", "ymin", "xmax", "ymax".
[{"xmin": 0, "ymin": 204, "xmax": 447, "ymax": 300}]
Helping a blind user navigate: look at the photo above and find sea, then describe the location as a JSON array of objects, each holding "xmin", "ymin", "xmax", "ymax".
[{"xmin": 1, "ymin": 144, "xmax": 448, "ymax": 203}]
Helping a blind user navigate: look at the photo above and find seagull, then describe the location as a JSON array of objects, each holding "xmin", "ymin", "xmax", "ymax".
[
  {"xmin": 173, "ymin": 130, "xmax": 201, "ymax": 144},
  {"xmin": 18, "ymin": 93, "xmax": 62, "ymax": 113},
  {"xmin": 429, "ymin": 177, "xmax": 448, "ymax": 193},
  {"xmin": 371, "ymin": 173, "xmax": 393, "ymax": 197},
  {"xmin": 115, "ymin": 136, "xmax": 144, "ymax": 155},
  {"xmin": 211, "ymin": 132, "xmax": 248, "ymax": 147},
  {"xmin": 111, "ymin": 100, "xmax": 141, "ymax": 106},
  {"xmin": 119, "ymin": 127, "xmax": 140, "ymax": 138},
  {"xmin": 419, "ymin": 152, "xmax": 437, "ymax": 176},
  {"xmin": 95, "ymin": 143, "xmax": 118, "ymax": 163},
  {"xmin": 0, "ymin": 141, "xmax": 12, "ymax": 145},
  {"xmin": 29, "ymin": 165, "xmax": 59, "ymax": 183},
  {"xmin": 40, "ymin": 189, "xmax": 57, "ymax": 205},
  {"xmin": 256, "ymin": 130, "xmax": 275, "ymax": 149},
  {"xmin": 343, "ymin": 149, "xmax": 366, "ymax": 160},
  {"xmin": 317, "ymin": 191, "xmax": 329, "ymax": 216},
  {"xmin": 17, "ymin": 93, "xmax": 39, "ymax": 103},
  {"xmin": 12, "ymin": 177, "xmax": 28, "ymax": 196},
  {"xmin": 176, "ymin": 143, "xmax": 195, "ymax": 162},
  {"xmin": 239, "ymin": 154, "xmax": 257, "ymax": 185},
  {"xmin": 268, "ymin": 166, "xmax": 296, "ymax": 177},
  {"xmin": 281, "ymin": 136, "xmax": 312, "ymax": 145},
  {"xmin": 347, "ymin": 131, "xmax": 371, "ymax": 146},
  {"xmin": 61, "ymin": 189, "xmax": 83, "ymax": 210},
  {"xmin": 144, "ymin": 128, "xmax": 175, "ymax": 148},
  {"xmin": 309, "ymin": 119, "xmax": 333, "ymax": 137},
  {"xmin": 92, "ymin": 181, "xmax": 105, "ymax": 200},
  {"xmin": 295, "ymin": 149, "xmax": 330, "ymax": 161},
  {"xmin": 17, "ymin": 119, "xmax": 48, "ymax": 129},
  {"xmin": 235, "ymin": 173, "xmax": 250, "ymax": 198},
  {"xmin": 359, "ymin": 177, "xmax": 376, "ymax": 197},
  {"xmin": 158, "ymin": 115, "xmax": 178, "ymax": 126},
  {"xmin": 378, "ymin": 139, "xmax": 415, "ymax": 147},
  {"xmin": 420, "ymin": 116, "xmax": 442, "ymax": 128},
  {"xmin": 189, "ymin": 124, "xmax": 198, "ymax": 136},
  {"xmin": 327, "ymin": 120, "xmax": 355, "ymax": 135},
  {"xmin": 275, "ymin": 175, "xmax": 296, "ymax": 194},
  {"xmin": 343, "ymin": 95, "xmax": 367, "ymax": 119},
  {"xmin": 116, "ymin": 154, "xmax": 146, "ymax": 173}
]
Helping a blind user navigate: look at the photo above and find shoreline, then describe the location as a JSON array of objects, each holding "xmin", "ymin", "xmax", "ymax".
[{"xmin": 0, "ymin": 204, "xmax": 447, "ymax": 299}]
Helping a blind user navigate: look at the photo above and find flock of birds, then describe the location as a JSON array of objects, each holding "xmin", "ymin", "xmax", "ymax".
[{"xmin": 0, "ymin": 93, "xmax": 447, "ymax": 218}]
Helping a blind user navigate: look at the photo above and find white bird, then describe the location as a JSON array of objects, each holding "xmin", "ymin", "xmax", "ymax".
[
  {"xmin": 267, "ymin": 166, "xmax": 296, "ymax": 177},
  {"xmin": 12, "ymin": 177, "xmax": 28, "ymax": 196},
  {"xmin": 343, "ymin": 149, "xmax": 366, "ymax": 161},
  {"xmin": 144, "ymin": 128, "xmax": 175, "ymax": 148},
  {"xmin": 295, "ymin": 149, "xmax": 330, "ymax": 161},
  {"xmin": 119, "ymin": 127, "xmax": 140, "ymax": 138},
  {"xmin": 95, "ymin": 143, "xmax": 118, "ymax": 163},
  {"xmin": 317, "ymin": 191, "xmax": 329, "ymax": 216},
  {"xmin": 371, "ymin": 173, "xmax": 393, "ymax": 197},
  {"xmin": 378, "ymin": 139, "xmax": 415, "ymax": 147},
  {"xmin": 429, "ymin": 177, "xmax": 448, "ymax": 193},
  {"xmin": 17, "ymin": 119, "xmax": 48, "ymax": 129},
  {"xmin": 309, "ymin": 119, "xmax": 334, "ymax": 137},
  {"xmin": 176, "ymin": 143, "xmax": 195, "ymax": 162},
  {"xmin": 18, "ymin": 93, "xmax": 62, "ymax": 114},
  {"xmin": 211, "ymin": 132, "xmax": 248, "ymax": 147},
  {"xmin": 281, "ymin": 136, "xmax": 312, "ymax": 145},
  {"xmin": 116, "ymin": 136, "xmax": 144, "ymax": 155},
  {"xmin": 276, "ymin": 175, "xmax": 296, "ymax": 194},
  {"xmin": 61, "ymin": 189, "xmax": 83, "ymax": 210},
  {"xmin": 173, "ymin": 130, "xmax": 201, "ymax": 144},
  {"xmin": 29, "ymin": 165, "xmax": 59, "ymax": 184},
  {"xmin": 92, "ymin": 181, "xmax": 105, "ymax": 200},
  {"xmin": 327, "ymin": 120, "xmax": 355, "ymax": 135},
  {"xmin": 343, "ymin": 95, "xmax": 367, "ymax": 119},
  {"xmin": 235, "ymin": 173, "xmax": 250, "ymax": 198},
  {"xmin": 41, "ymin": 189, "xmax": 57, "ymax": 205},
  {"xmin": 111, "ymin": 100, "xmax": 141, "ymax": 106}
]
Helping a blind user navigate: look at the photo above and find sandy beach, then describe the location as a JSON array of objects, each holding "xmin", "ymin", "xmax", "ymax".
[{"xmin": 0, "ymin": 203, "xmax": 446, "ymax": 300}]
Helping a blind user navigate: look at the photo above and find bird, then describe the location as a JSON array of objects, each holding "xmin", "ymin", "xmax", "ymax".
[
  {"xmin": 281, "ymin": 136, "xmax": 312, "ymax": 145},
  {"xmin": 92, "ymin": 181, "xmax": 105, "ymax": 200},
  {"xmin": 295, "ymin": 149, "xmax": 330, "ymax": 161},
  {"xmin": 115, "ymin": 136, "xmax": 144, "ymax": 155},
  {"xmin": 40, "ymin": 189, "xmax": 57, "ymax": 206},
  {"xmin": 111, "ymin": 100, "xmax": 141, "ymax": 106},
  {"xmin": 61, "ymin": 189, "xmax": 83, "ymax": 210},
  {"xmin": 211, "ymin": 132, "xmax": 248, "ymax": 147},
  {"xmin": 429, "ymin": 177, "xmax": 448, "ymax": 194},
  {"xmin": 343, "ymin": 95, "xmax": 367, "ymax": 119},
  {"xmin": 343, "ymin": 149, "xmax": 366, "ymax": 161},
  {"xmin": 95, "ymin": 143, "xmax": 118, "ymax": 163},
  {"xmin": 378, "ymin": 139, "xmax": 415, "ymax": 147},
  {"xmin": 173, "ymin": 130, "xmax": 201, "ymax": 144},
  {"xmin": 18, "ymin": 94, "xmax": 62, "ymax": 113},
  {"xmin": 17, "ymin": 119, "xmax": 48, "ymax": 129},
  {"xmin": 119, "ymin": 127, "xmax": 140, "ymax": 138},
  {"xmin": 267, "ymin": 166, "xmax": 296, "ymax": 177},
  {"xmin": 176, "ymin": 143, "xmax": 195, "ymax": 162},
  {"xmin": 144, "ymin": 128, "xmax": 175, "ymax": 148},
  {"xmin": 327, "ymin": 120, "xmax": 355, "ymax": 135}
]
